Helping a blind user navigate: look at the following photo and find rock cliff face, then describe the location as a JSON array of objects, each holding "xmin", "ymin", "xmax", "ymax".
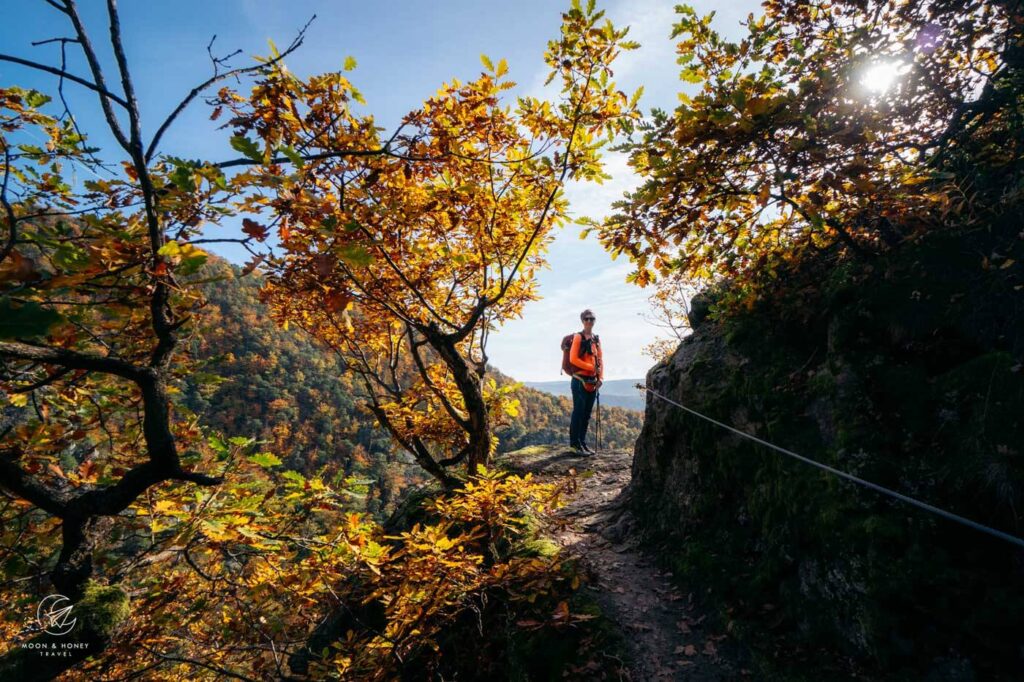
[
  {"xmin": 630, "ymin": 228, "xmax": 1024, "ymax": 679},
  {"xmin": 633, "ymin": 323, "xmax": 743, "ymax": 539}
]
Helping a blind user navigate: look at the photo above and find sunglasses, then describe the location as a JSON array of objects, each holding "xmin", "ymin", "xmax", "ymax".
[{"xmin": 583, "ymin": 317, "xmax": 596, "ymax": 321}]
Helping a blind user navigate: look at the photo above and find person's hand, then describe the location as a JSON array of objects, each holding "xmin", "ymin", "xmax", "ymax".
[{"xmin": 596, "ymin": 380, "xmax": 603, "ymax": 390}]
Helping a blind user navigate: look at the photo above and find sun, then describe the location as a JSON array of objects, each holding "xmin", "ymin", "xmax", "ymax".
[{"xmin": 859, "ymin": 60, "xmax": 911, "ymax": 95}]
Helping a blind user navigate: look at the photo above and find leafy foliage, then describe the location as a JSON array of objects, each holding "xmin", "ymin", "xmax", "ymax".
[
  {"xmin": 2, "ymin": 437, "xmax": 582, "ymax": 679},
  {"xmin": 0, "ymin": 3, "xmax": 641, "ymax": 679},
  {"xmin": 220, "ymin": 1, "xmax": 641, "ymax": 482},
  {"xmin": 599, "ymin": 0, "xmax": 1022, "ymax": 307}
]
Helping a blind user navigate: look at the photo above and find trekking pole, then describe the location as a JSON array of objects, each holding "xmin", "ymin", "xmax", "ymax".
[{"xmin": 596, "ymin": 390, "xmax": 601, "ymax": 453}]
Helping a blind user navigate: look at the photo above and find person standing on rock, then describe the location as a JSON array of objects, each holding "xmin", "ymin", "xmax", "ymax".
[{"xmin": 565, "ymin": 308, "xmax": 603, "ymax": 455}]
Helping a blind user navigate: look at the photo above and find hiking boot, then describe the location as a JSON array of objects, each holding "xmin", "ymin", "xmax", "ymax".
[
  {"xmin": 569, "ymin": 444, "xmax": 585, "ymax": 456},
  {"xmin": 581, "ymin": 444, "xmax": 597, "ymax": 456}
]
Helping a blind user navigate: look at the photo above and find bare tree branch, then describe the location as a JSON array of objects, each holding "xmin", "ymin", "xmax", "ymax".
[
  {"xmin": 0, "ymin": 54, "xmax": 129, "ymax": 108},
  {"xmin": 145, "ymin": 15, "xmax": 316, "ymax": 162},
  {"xmin": 0, "ymin": 341, "xmax": 146, "ymax": 382},
  {"xmin": 63, "ymin": 0, "xmax": 132, "ymax": 150}
]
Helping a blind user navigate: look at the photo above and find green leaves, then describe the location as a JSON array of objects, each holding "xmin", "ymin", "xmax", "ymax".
[
  {"xmin": 680, "ymin": 66, "xmax": 704, "ymax": 83},
  {"xmin": 52, "ymin": 243, "xmax": 90, "ymax": 271},
  {"xmin": 337, "ymin": 244, "xmax": 373, "ymax": 267},
  {"xmin": 278, "ymin": 144, "xmax": 305, "ymax": 169},
  {"xmin": 281, "ymin": 470, "xmax": 305, "ymax": 485},
  {"xmin": 230, "ymin": 135, "xmax": 263, "ymax": 162},
  {"xmin": 16, "ymin": 143, "xmax": 46, "ymax": 159},
  {"xmin": 0, "ymin": 298, "xmax": 62, "ymax": 339},
  {"xmin": 208, "ymin": 435, "xmax": 229, "ymax": 460},
  {"xmin": 158, "ymin": 240, "xmax": 209, "ymax": 275},
  {"xmin": 248, "ymin": 451, "xmax": 283, "ymax": 468},
  {"xmin": 24, "ymin": 89, "xmax": 51, "ymax": 108},
  {"xmin": 629, "ymin": 85, "xmax": 645, "ymax": 110},
  {"xmin": 170, "ymin": 163, "xmax": 197, "ymax": 192}
]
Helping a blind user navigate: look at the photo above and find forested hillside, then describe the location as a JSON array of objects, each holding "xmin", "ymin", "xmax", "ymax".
[
  {"xmin": 183, "ymin": 259, "xmax": 402, "ymax": 512},
  {"xmin": 183, "ymin": 259, "xmax": 643, "ymax": 515}
]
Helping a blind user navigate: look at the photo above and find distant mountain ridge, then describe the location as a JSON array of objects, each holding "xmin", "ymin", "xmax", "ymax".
[{"xmin": 523, "ymin": 379, "xmax": 646, "ymax": 412}]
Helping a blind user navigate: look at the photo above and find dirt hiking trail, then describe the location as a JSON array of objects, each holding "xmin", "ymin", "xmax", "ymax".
[{"xmin": 503, "ymin": 445, "xmax": 749, "ymax": 681}]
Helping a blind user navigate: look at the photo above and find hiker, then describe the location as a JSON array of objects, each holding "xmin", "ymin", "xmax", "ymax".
[{"xmin": 563, "ymin": 308, "xmax": 603, "ymax": 455}]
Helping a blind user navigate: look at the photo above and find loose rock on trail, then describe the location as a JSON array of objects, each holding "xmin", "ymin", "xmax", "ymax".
[{"xmin": 502, "ymin": 445, "xmax": 746, "ymax": 681}]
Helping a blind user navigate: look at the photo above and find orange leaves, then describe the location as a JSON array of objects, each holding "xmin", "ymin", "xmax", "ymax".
[
  {"xmin": 0, "ymin": 249, "xmax": 39, "ymax": 284},
  {"xmin": 240, "ymin": 253, "xmax": 265, "ymax": 276},
  {"xmin": 241, "ymin": 218, "xmax": 268, "ymax": 241},
  {"xmin": 431, "ymin": 466, "xmax": 566, "ymax": 532},
  {"xmin": 324, "ymin": 466, "xmax": 572, "ymax": 674},
  {"xmin": 3, "ymin": 402, "xmax": 578, "ymax": 680},
  {"xmin": 220, "ymin": 1, "xmax": 642, "ymax": 484}
]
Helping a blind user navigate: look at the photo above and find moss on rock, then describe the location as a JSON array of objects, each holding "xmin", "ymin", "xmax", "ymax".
[{"xmin": 77, "ymin": 581, "xmax": 130, "ymax": 641}]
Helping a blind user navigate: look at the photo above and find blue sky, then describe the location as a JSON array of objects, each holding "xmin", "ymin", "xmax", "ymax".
[{"xmin": 2, "ymin": 0, "xmax": 760, "ymax": 381}]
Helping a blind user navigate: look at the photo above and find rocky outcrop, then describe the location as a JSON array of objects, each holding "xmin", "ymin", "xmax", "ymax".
[
  {"xmin": 633, "ymin": 328, "xmax": 744, "ymax": 538},
  {"xmin": 630, "ymin": 228, "xmax": 1024, "ymax": 679}
]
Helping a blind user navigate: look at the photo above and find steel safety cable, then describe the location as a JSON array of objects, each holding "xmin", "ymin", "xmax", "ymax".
[{"xmin": 638, "ymin": 384, "xmax": 1024, "ymax": 550}]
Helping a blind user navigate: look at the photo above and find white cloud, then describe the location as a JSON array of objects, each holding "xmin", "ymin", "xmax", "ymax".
[
  {"xmin": 606, "ymin": 0, "xmax": 679, "ymax": 85},
  {"xmin": 487, "ymin": 260, "xmax": 659, "ymax": 381},
  {"xmin": 489, "ymin": 0, "xmax": 687, "ymax": 382},
  {"xmin": 488, "ymin": 0, "xmax": 763, "ymax": 382},
  {"xmin": 564, "ymin": 150, "xmax": 636, "ymax": 222}
]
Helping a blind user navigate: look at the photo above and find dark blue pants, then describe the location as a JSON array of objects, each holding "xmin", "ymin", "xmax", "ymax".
[{"xmin": 569, "ymin": 377, "xmax": 597, "ymax": 448}]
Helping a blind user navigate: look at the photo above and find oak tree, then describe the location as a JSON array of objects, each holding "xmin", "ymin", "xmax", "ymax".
[
  {"xmin": 0, "ymin": 1, "xmax": 317, "ymax": 675},
  {"xmin": 227, "ymin": 0, "xmax": 641, "ymax": 483},
  {"xmin": 597, "ymin": 0, "xmax": 1022, "ymax": 309}
]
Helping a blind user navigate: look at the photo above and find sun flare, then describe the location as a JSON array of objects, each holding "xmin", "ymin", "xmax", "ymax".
[{"xmin": 860, "ymin": 60, "xmax": 910, "ymax": 95}]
